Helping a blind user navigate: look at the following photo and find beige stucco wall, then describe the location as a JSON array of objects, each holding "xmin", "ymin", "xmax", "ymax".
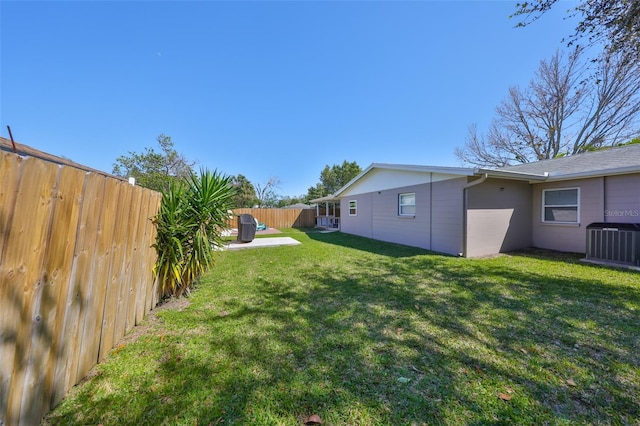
[
  {"xmin": 340, "ymin": 193, "xmax": 373, "ymax": 239},
  {"xmin": 431, "ymin": 177, "xmax": 466, "ymax": 255},
  {"xmin": 339, "ymin": 178, "xmax": 467, "ymax": 255},
  {"xmin": 370, "ymin": 183, "xmax": 432, "ymax": 249},
  {"xmin": 603, "ymin": 174, "xmax": 640, "ymax": 223},
  {"xmin": 465, "ymin": 179, "xmax": 533, "ymax": 258},
  {"xmin": 531, "ymin": 177, "xmax": 604, "ymax": 253},
  {"xmin": 340, "ymin": 172, "xmax": 639, "ymax": 257}
]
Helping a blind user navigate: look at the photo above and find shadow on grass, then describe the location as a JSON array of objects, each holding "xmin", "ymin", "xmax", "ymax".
[
  {"xmin": 306, "ymin": 230, "xmax": 440, "ymax": 258},
  {"xmin": 45, "ymin": 231, "xmax": 640, "ymax": 425}
]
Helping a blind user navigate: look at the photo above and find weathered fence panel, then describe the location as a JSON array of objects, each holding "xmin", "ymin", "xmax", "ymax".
[
  {"xmin": 0, "ymin": 152, "xmax": 23, "ymax": 422},
  {"xmin": 5, "ymin": 157, "xmax": 59, "ymax": 424},
  {"xmin": 0, "ymin": 150, "xmax": 161, "ymax": 426},
  {"xmin": 228, "ymin": 208, "xmax": 316, "ymax": 229},
  {"xmin": 42, "ymin": 164, "xmax": 86, "ymax": 416}
]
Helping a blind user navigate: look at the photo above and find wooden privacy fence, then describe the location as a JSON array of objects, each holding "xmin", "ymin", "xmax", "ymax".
[
  {"xmin": 227, "ymin": 208, "xmax": 316, "ymax": 229},
  {"xmin": 0, "ymin": 151, "xmax": 162, "ymax": 425}
]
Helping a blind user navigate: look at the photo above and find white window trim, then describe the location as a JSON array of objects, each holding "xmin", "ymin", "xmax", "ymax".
[
  {"xmin": 348, "ymin": 200, "xmax": 357, "ymax": 216},
  {"xmin": 541, "ymin": 187, "xmax": 580, "ymax": 224},
  {"xmin": 398, "ymin": 192, "xmax": 416, "ymax": 217}
]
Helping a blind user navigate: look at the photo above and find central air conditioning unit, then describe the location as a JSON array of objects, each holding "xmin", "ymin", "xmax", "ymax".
[{"xmin": 586, "ymin": 222, "xmax": 640, "ymax": 266}]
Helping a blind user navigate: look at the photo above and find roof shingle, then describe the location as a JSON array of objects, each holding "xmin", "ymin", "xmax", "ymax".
[{"xmin": 497, "ymin": 144, "xmax": 640, "ymax": 177}]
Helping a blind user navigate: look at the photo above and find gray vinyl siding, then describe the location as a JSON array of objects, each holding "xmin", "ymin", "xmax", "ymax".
[
  {"xmin": 532, "ymin": 178, "xmax": 603, "ymax": 253},
  {"xmin": 604, "ymin": 173, "xmax": 640, "ymax": 223},
  {"xmin": 466, "ymin": 179, "xmax": 533, "ymax": 258}
]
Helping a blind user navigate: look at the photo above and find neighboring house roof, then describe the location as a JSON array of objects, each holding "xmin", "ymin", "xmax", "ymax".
[
  {"xmin": 497, "ymin": 144, "xmax": 640, "ymax": 181},
  {"xmin": 282, "ymin": 203, "xmax": 314, "ymax": 209},
  {"xmin": 0, "ymin": 136, "xmax": 123, "ymax": 180}
]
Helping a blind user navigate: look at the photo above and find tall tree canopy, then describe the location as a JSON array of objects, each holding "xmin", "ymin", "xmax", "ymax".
[
  {"xmin": 230, "ymin": 174, "xmax": 256, "ymax": 208},
  {"xmin": 512, "ymin": 0, "xmax": 640, "ymax": 65},
  {"xmin": 455, "ymin": 48, "xmax": 640, "ymax": 167},
  {"xmin": 307, "ymin": 160, "xmax": 362, "ymax": 199},
  {"xmin": 112, "ymin": 134, "xmax": 195, "ymax": 192}
]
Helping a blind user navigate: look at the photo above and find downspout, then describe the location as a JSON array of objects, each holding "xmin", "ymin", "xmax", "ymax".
[
  {"xmin": 429, "ymin": 172, "xmax": 433, "ymax": 251},
  {"xmin": 462, "ymin": 173, "xmax": 489, "ymax": 257},
  {"xmin": 603, "ymin": 176, "xmax": 607, "ymax": 224}
]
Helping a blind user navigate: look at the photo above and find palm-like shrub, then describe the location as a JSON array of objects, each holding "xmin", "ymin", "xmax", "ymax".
[{"xmin": 153, "ymin": 169, "xmax": 235, "ymax": 298}]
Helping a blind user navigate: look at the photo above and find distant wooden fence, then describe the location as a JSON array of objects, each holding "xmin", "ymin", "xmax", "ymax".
[
  {"xmin": 227, "ymin": 208, "xmax": 316, "ymax": 229},
  {"xmin": 0, "ymin": 151, "xmax": 162, "ymax": 425}
]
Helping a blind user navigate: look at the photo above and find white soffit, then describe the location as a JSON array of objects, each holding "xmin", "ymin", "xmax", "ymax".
[{"xmin": 339, "ymin": 168, "xmax": 464, "ymax": 197}]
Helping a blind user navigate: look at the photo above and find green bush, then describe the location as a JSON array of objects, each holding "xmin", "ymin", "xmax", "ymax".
[{"xmin": 153, "ymin": 169, "xmax": 235, "ymax": 298}]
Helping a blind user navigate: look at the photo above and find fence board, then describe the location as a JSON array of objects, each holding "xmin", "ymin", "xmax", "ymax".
[
  {"xmin": 129, "ymin": 188, "xmax": 151, "ymax": 327},
  {"xmin": 77, "ymin": 176, "xmax": 119, "ymax": 381},
  {"xmin": 123, "ymin": 185, "xmax": 143, "ymax": 334},
  {"xmin": 0, "ymin": 152, "xmax": 22, "ymax": 420},
  {"xmin": 144, "ymin": 192, "xmax": 161, "ymax": 312},
  {"xmin": 4, "ymin": 158, "xmax": 59, "ymax": 424},
  {"xmin": 98, "ymin": 178, "xmax": 131, "ymax": 361},
  {"xmin": 18, "ymin": 162, "xmax": 63, "ymax": 426},
  {"xmin": 53, "ymin": 172, "xmax": 104, "ymax": 402},
  {"xmin": 113, "ymin": 186, "xmax": 143, "ymax": 348},
  {"xmin": 40, "ymin": 165, "xmax": 85, "ymax": 417}
]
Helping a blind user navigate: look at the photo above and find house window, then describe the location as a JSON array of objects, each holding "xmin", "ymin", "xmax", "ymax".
[
  {"xmin": 542, "ymin": 188, "xmax": 579, "ymax": 223},
  {"xmin": 348, "ymin": 200, "xmax": 357, "ymax": 216},
  {"xmin": 399, "ymin": 192, "xmax": 415, "ymax": 216}
]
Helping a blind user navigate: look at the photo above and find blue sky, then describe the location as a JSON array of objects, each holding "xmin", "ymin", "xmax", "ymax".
[{"xmin": 1, "ymin": 1, "xmax": 579, "ymax": 198}]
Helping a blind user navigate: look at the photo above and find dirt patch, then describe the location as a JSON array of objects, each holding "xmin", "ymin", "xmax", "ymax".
[{"xmin": 116, "ymin": 297, "xmax": 191, "ymax": 346}]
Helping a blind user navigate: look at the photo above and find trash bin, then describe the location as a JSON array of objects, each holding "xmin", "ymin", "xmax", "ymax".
[{"xmin": 237, "ymin": 214, "xmax": 257, "ymax": 243}]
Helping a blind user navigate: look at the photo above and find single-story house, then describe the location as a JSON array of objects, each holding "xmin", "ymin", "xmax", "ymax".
[{"xmin": 314, "ymin": 144, "xmax": 640, "ymax": 264}]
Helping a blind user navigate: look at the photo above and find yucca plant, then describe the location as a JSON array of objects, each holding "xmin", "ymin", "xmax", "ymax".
[
  {"xmin": 180, "ymin": 169, "xmax": 235, "ymax": 290},
  {"xmin": 153, "ymin": 169, "xmax": 235, "ymax": 298}
]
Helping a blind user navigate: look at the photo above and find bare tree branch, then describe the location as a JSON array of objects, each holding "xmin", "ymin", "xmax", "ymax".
[
  {"xmin": 455, "ymin": 48, "xmax": 640, "ymax": 167},
  {"xmin": 255, "ymin": 176, "xmax": 281, "ymax": 208}
]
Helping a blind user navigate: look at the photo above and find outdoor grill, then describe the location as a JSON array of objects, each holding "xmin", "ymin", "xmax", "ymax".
[{"xmin": 237, "ymin": 213, "xmax": 257, "ymax": 243}]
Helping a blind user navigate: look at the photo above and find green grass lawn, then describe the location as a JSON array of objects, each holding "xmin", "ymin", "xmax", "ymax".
[{"xmin": 44, "ymin": 229, "xmax": 640, "ymax": 425}]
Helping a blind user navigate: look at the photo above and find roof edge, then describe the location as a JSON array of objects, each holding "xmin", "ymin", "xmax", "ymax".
[{"xmin": 334, "ymin": 163, "xmax": 475, "ymax": 197}]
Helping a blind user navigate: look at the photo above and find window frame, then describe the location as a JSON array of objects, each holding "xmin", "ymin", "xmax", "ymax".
[
  {"xmin": 541, "ymin": 187, "xmax": 580, "ymax": 224},
  {"xmin": 398, "ymin": 192, "xmax": 416, "ymax": 217},
  {"xmin": 348, "ymin": 200, "xmax": 357, "ymax": 216}
]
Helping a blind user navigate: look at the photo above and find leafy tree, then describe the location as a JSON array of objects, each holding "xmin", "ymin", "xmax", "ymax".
[
  {"xmin": 306, "ymin": 183, "xmax": 326, "ymax": 201},
  {"xmin": 153, "ymin": 169, "xmax": 236, "ymax": 298},
  {"xmin": 112, "ymin": 134, "xmax": 195, "ymax": 192},
  {"xmin": 255, "ymin": 176, "xmax": 281, "ymax": 208},
  {"xmin": 231, "ymin": 174, "xmax": 257, "ymax": 207},
  {"xmin": 619, "ymin": 138, "xmax": 640, "ymax": 146},
  {"xmin": 455, "ymin": 48, "xmax": 640, "ymax": 167},
  {"xmin": 306, "ymin": 161, "xmax": 362, "ymax": 199},
  {"xmin": 512, "ymin": 0, "xmax": 640, "ymax": 65}
]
